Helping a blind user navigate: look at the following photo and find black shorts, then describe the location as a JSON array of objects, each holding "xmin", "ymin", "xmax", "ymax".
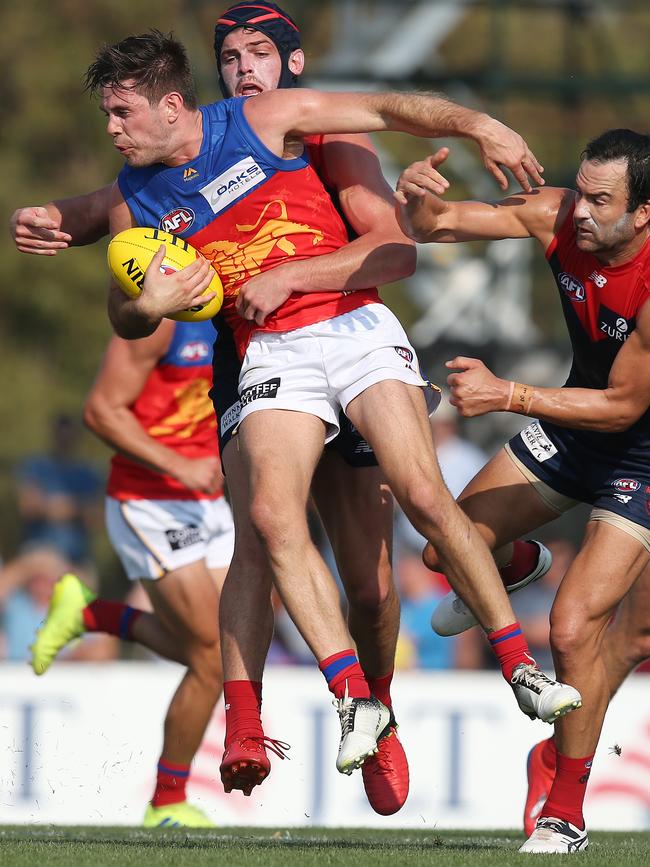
[{"xmin": 508, "ymin": 419, "xmax": 650, "ymax": 531}]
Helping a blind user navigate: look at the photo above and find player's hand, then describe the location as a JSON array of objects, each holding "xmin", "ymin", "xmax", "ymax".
[
  {"xmin": 446, "ymin": 356, "xmax": 510, "ymax": 416},
  {"xmin": 139, "ymin": 245, "xmax": 217, "ymax": 319},
  {"xmin": 171, "ymin": 455, "xmax": 223, "ymax": 494},
  {"xmin": 394, "ymin": 149, "xmax": 450, "ymax": 205},
  {"xmin": 471, "ymin": 116, "xmax": 544, "ymax": 193},
  {"xmin": 10, "ymin": 206, "xmax": 72, "ymax": 255},
  {"xmin": 236, "ymin": 269, "xmax": 293, "ymax": 326}
]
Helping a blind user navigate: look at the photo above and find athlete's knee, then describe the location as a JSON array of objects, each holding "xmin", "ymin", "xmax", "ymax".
[
  {"xmin": 248, "ymin": 492, "xmax": 308, "ymax": 553},
  {"xmin": 400, "ymin": 479, "xmax": 450, "ymax": 533},
  {"xmin": 345, "ymin": 567, "xmax": 397, "ymax": 614},
  {"xmin": 626, "ymin": 626, "xmax": 650, "ymax": 668},
  {"xmin": 548, "ymin": 606, "xmax": 599, "ymax": 662},
  {"xmin": 422, "ymin": 542, "xmax": 440, "ymax": 572},
  {"xmin": 185, "ymin": 637, "xmax": 222, "ymax": 685}
]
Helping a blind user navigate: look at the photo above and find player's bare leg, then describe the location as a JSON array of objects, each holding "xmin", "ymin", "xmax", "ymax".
[
  {"xmin": 524, "ymin": 560, "xmax": 650, "ymax": 836},
  {"xmin": 313, "ymin": 455, "xmax": 407, "ymax": 813},
  {"xmin": 602, "ymin": 560, "xmax": 650, "ymax": 693},
  {"xmin": 238, "ymin": 409, "xmax": 390, "ymax": 774},
  {"xmin": 345, "ymin": 381, "xmax": 580, "ymax": 722},
  {"xmin": 141, "ymin": 561, "xmax": 225, "ymax": 824},
  {"xmin": 312, "ymin": 457, "xmax": 398, "ymax": 683},
  {"xmin": 427, "ymin": 449, "xmax": 566, "ymax": 634},
  {"xmin": 521, "ymin": 521, "xmax": 648, "ymax": 852},
  {"xmin": 218, "ymin": 440, "xmax": 287, "ymax": 796}
]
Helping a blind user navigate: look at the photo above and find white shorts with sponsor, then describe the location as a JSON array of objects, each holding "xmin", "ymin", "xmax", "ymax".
[
  {"xmin": 106, "ymin": 496, "xmax": 235, "ymax": 581},
  {"xmin": 238, "ymin": 303, "xmax": 429, "ymax": 441}
]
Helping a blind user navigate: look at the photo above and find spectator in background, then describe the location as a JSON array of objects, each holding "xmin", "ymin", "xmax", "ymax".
[
  {"xmin": 0, "ymin": 546, "xmax": 117, "ymax": 662},
  {"xmin": 15, "ymin": 413, "xmax": 102, "ymax": 570}
]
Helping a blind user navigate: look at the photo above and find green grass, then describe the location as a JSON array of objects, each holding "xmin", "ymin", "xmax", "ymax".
[{"xmin": 0, "ymin": 827, "xmax": 648, "ymax": 866}]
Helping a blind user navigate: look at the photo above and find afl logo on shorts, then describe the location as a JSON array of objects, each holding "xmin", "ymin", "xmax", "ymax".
[
  {"xmin": 159, "ymin": 208, "xmax": 195, "ymax": 234},
  {"xmin": 613, "ymin": 478, "xmax": 640, "ymax": 493},
  {"xmin": 394, "ymin": 346, "xmax": 414, "ymax": 363},
  {"xmin": 558, "ymin": 272, "xmax": 585, "ymax": 302}
]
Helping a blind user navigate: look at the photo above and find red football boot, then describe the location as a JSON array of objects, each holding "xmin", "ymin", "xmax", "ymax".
[
  {"xmin": 524, "ymin": 738, "xmax": 557, "ymax": 836},
  {"xmin": 361, "ymin": 723, "xmax": 409, "ymax": 815},
  {"xmin": 220, "ymin": 736, "xmax": 290, "ymax": 796}
]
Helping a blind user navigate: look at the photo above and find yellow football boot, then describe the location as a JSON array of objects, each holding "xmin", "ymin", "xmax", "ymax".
[
  {"xmin": 143, "ymin": 802, "xmax": 215, "ymax": 828},
  {"xmin": 30, "ymin": 573, "xmax": 95, "ymax": 675}
]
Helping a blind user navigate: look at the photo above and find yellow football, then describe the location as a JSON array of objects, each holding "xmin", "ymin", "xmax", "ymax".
[{"xmin": 107, "ymin": 227, "xmax": 223, "ymax": 322}]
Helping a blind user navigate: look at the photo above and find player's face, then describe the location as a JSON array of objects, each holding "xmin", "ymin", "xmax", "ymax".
[
  {"xmin": 219, "ymin": 28, "xmax": 283, "ymax": 97},
  {"xmin": 573, "ymin": 158, "xmax": 636, "ymax": 256},
  {"xmin": 100, "ymin": 83, "xmax": 170, "ymax": 167}
]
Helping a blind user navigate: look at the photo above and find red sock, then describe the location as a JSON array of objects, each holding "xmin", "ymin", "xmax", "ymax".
[
  {"xmin": 151, "ymin": 758, "xmax": 190, "ymax": 807},
  {"xmin": 223, "ymin": 680, "xmax": 263, "ymax": 745},
  {"xmin": 540, "ymin": 736, "xmax": 558, "ymax": 771},
  {"xmin": 500, "ymin": 541, "xmax": 539, "ymax": 588},
  {"xmin": 366, "ymin": 671, "xmax": 393, "ymax": 709},
  {"xmin": 82, "ymin": 599, "xmax": 142, "ymax": 640},
  {"xmin": 319, "ymin": 650, "xmax": 370, "ymax": 699},
  {"xmin": 541, "ymin": 751, "xmax": 593, "ymax": 829},
  {"xmin": 487, "ymin": 622, "xmax": 536, "ymax": 681}
]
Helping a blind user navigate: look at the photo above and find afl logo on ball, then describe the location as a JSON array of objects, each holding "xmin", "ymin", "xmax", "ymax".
[
  {"xmin": 159, "ymin": 208, "xmax": 195, "ymax": 234},
  {"xmin": 558, "ymin": 272, "xmax": 585, "ymax": 302}
]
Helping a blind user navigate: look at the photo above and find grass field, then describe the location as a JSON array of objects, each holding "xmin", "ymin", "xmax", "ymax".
[{"xmin": 0, "ymin": 826, "xmax": 648, "ymax": 866}]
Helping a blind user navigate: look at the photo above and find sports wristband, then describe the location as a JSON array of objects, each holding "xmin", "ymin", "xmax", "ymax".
[{"xmin": 508, "ymin": 381, "xmax": 534, "ymax": 415}]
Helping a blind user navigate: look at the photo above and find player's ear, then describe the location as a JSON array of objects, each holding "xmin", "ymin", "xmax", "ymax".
[
  {"xmin": 634, "ymin": 200, "xmax": 650, "ymax": 230},
  {"xmin": 162, "ymin": 92, "xmax": 184, "ymax": 123},
  {"xmin": 288, "ymin": 49, "xmax": 304, "ymax": 77}
]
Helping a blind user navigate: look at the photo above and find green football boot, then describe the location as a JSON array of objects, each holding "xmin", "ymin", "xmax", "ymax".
[
  {"xmin": 30, "ymin": 572, "xmax": 96, "ymax": 675},
  {"xmin": 143, "ymin": 801, "xmax": 216, "ymax": 828}
]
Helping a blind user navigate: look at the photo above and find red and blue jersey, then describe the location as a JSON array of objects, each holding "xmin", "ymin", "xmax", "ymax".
[
  {"xmin": 117, "ymin": 98, "xmax": 380, "ymax": 358},
  {"xmin": 108, "ymin": 320, "xmax": 220, "ymax": 501},
  {"xmin": 544, "ymin": 199, "xmax": 650, "ymax": 458}
]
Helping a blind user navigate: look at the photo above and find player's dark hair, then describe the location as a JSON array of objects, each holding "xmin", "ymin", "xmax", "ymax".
[
  {"xmin": 85, "ymin": 29, "xmax": 197, "ymax": 109},
  {"xmin": 214, "ymin": 2, "xmax": 301, "ymax": 97},
  {"xmin": 583, "ymin": 129, "xmax": 650, "ymax": 212}
]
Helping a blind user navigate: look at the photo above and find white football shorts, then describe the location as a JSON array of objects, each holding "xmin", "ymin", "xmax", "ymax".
[
  {"xmin": 238, "ymin": 303, "xmax": 431, "ymax": 441},
  {"xmin": 105, "ymin": 496, "xmax": 235, "ymax": 581}
]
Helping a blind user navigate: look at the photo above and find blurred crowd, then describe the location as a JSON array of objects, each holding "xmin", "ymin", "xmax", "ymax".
[{"xmin": 2, "ymin": 406, "xmax": 647, "ymax": 676}]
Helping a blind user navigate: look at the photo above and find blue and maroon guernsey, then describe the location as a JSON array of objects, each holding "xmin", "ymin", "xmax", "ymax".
[
  {"xmin": 543, "ymin": 199, "xmax": 650, "ymax": 460},
  {"xmin": 117, "ymin": 98, "xmax": 380, "ymax": 359},
  {"xmin": 108, "ymin": 320, "xmax": 220, "ymax": 501}
]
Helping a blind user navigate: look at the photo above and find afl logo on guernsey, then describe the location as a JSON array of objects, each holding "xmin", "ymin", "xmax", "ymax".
[
  {"xmin": 159, "ymin": 208, "xmax": 195, "ymax": 234},
  {"xmin": 180, "ymin": 341, "xmax": 210, "ymax": 362},
  {"xmin": 559, "ymin": 272, "xmax": 586, "ymax": 302}
]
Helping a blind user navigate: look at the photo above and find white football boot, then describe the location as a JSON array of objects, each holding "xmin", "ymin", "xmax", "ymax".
[
  {"xmin": 431, "ymin": 541, "xmax": 552, "ymax": 636},
  {"xmin": 520, "ymin": 816, "xmax": 589, "ymax": 854},
  {"xmin": 335, "ymin": 688, "xmax": 390, "ymax": 775},
  {"xmin": 511, "ymin": 663, "xmax": 582, "ymax": 723}
]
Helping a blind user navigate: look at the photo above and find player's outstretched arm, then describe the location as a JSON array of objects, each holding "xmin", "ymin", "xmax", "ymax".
[
  {"xmin": 446, "ymin": 300, "xmax": 650, "ymax": 432},
  {"xmin": 10, "ymin": 185, "xmax": 111, "ymax": 255},
  {"xmin": 236, "ymin": 133, "xmax": 416, "ymax": 325},
  {"xmin": 245, "ymin": 89, "xmax": 544, "ymax": 192},
  {"xmin": 396, "ymin": 152, "xmax": 567, "ymax": 246}
]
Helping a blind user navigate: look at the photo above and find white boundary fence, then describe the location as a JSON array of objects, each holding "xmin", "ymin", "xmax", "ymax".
[{"xmin": 0, "ymin": 664, "xmax": 648, "ymax": 829}]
